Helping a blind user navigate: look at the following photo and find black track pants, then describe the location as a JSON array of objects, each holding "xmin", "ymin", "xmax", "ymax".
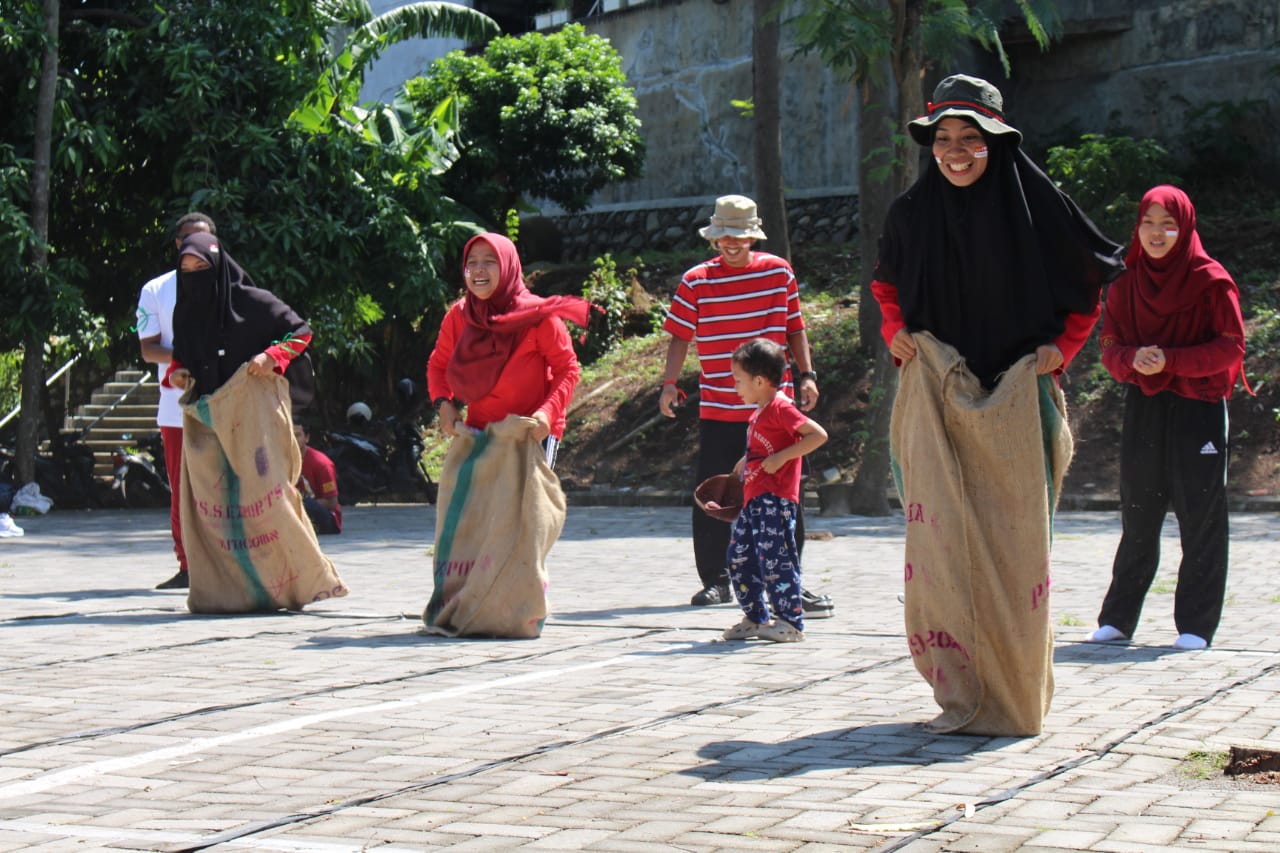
[{"xmin": 1097, "ymin": 387, "xmax": 1229, "ymax": 643}]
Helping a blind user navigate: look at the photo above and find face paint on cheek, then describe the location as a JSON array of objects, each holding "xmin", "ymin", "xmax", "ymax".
[
  {"xmin": 973, "ymin": 146, "xmax": 989, "ymax": 159},
  {"xmin": 1165, "ymin": 230, "xmax": 1179, "ymax": 239}
]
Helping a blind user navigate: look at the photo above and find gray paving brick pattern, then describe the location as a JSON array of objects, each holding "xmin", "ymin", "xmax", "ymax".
[{"xmin": 0, "ymin": 504, "xmax": 1277, "ymax": 851}]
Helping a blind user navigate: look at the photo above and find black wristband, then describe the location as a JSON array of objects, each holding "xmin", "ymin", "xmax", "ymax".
[
  {"xmin": 433, "ymin": 396, "xmax": 452, "ymax": 410},
  {"xmin": 798, "ymin": 370, "xmax": 818, "ymax": 383}
]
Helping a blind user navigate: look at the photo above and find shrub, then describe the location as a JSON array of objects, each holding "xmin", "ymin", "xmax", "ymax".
[
  {"xmin": 1045, "ymin": 134, "xmax": 1179, "ymax": 240},
  {"xmin": 571, "ymin": 254, "xmax": 657, "ymax": 366}
]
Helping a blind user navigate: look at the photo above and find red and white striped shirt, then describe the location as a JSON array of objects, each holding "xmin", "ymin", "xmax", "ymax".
[{"xmin": 663, "ymin": 252, "xmax": 806, "ymax": 422}]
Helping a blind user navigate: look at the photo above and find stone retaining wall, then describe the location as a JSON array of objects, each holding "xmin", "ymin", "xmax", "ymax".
[{"xmin": 548, "ymin": 195, "xmax": 859, "ymax": 262}]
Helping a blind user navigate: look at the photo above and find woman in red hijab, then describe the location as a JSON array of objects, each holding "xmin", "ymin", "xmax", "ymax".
[
  {"xmin": 427, "ymin": 233, "xmax": 589, "ymax": 467},
  {"xmin": 1090, "ymin": 185, "xmax": 1246, "ymax": 651}
]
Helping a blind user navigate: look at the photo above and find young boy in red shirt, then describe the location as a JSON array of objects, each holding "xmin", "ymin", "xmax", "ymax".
[{"xmin": 721, "ymin": 338, "xmax": 828, "ymax": 643}]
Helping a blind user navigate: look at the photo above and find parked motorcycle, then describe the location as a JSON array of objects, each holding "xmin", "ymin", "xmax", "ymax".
[
  {"xmin": 111, "ymin": 433, "xmax": 171, "ymax": 509},
  {"xmin": 320, "ymin": 379, "xmax": 436, "ymax": 505},
  {"xmin": 0, "ymin": 429, "xmax": 104, "ymax": 510}
]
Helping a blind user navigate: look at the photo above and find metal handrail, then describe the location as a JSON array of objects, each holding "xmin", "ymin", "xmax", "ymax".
[
  {"xmin": 0, "ymin": 355, "xmax": 80, "ymax": 432},
  {"xmin": 70, "ymin": 372, "xmax": 153, "ymax": 436}
]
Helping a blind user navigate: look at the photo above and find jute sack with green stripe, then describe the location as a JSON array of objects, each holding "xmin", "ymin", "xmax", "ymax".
[
  {"xmin": 890, "ymin": 332, "xmax": 1071, "ymax": 737},
  {"xmin": 180, "ymin": 367, "xmax": 348, "ymax": 613},
  {"xmin": 424, "ymin": 414, "xmax": 566, "ymax": 638}
]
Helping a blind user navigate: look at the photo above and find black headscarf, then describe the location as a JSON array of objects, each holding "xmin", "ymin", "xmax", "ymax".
[
  {"xmin": 875, "ymin": 133, "xmax": 1124, "ymax": 388},
  {"xmin": 172, "ymin": 232, "xmax": 311, "ymax": 400}
]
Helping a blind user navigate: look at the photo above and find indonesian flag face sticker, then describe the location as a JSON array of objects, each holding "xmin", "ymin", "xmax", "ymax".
[
  {"xmin": 932, "ymin": 118, "xmax": 990, "ymax": 187},
  {"xmin": 1138, "ymin": 202, "xmax": 1180, "ymax": 259}
]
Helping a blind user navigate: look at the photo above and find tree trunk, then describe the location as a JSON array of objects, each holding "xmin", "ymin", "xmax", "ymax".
[
  {"xmin": 17, "ymin": 0, "xmax": 60, "ymax": 486},
  {"xmin": 843, "ymin": 0, "xmax": 927, "ymax": 516},
  {"xmin": 752, "ymin": 0, "xmax": 790, "ymax": 261}
]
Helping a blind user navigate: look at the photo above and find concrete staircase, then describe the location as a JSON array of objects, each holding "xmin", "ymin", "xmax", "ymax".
[{"xmin": 65, "ymin": 369, "xmax": 161, "ymax": 476}]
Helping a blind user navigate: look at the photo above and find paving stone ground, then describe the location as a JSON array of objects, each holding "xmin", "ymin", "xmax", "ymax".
[{"xmin": 0, "ymin": 504, "xmax": 1277, "ymax": 852}]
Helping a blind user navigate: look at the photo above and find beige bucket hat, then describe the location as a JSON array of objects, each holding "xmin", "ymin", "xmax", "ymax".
[{"xmin": 698, "ymin": 195, "xmax": 768, "ymax": 241}]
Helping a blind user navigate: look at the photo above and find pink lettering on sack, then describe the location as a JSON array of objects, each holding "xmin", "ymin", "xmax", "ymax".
[
  {"xmin": 218, "ymin": 529, "xmax": 281, "ymax": 552},
  {"xmin": 906, "ymin": 502, "xmax": 925, "ymax": 523},
  {"xmin": 908, "ymin": 629, "xmax": 972, "ymax": 661},
  {"xmin": 266, "ymin": 569, "xmax": 300, "ymax": 598},
  {"xmin": 196, "ymin": 483, "xmax": 289, "ymax": 520},
  {"xmin": 1030, "ymin": 572, "xmax": 1052, "ymax": 611},
  {"xmin": 443, "ymin": 554, "xmax": 493, "ymax": 578}
]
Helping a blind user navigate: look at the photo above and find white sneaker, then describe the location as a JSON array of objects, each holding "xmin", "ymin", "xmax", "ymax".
[
  {"xmin": 1088, "ymin": 625, "xmax": 1126, "ymax": 642},
  {"xmin": 0, "ymin": 513, "xmax": 24, "ymax": 537},
  {"xmin": 1172, "ymin": 633, "xmax": 1208, "ymax": 651}
]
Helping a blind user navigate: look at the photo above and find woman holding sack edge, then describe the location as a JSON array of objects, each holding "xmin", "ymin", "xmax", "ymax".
[
  {"xmin": 164, "ymin": 231, "xmax": 345, "ymax": 613},
  {"xmin": 423, "ymin": 232, "xmax": 590, "ymax": 638},
  {"xmin": 869, "ymin": 74, "xmax": 1124, "ymax": 736}
]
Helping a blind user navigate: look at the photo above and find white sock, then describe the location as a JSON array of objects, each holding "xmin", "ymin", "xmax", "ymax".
[
  {"xmin": 1089, "ymin": 625, "xmax": 1126, "ymax": 642},
  {"xmin": 1172, "ymin": 633, "xmax": 1208, "ymax": 650}
]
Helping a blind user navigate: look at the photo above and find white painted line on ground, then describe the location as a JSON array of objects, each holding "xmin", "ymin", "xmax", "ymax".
[
  {"xmin": 0, "ymin": 818, "xmax": 422, "ymax": 851},
  {"xmin": 0, "ymin": 649, "xmax": 671, "ymax": 800}
]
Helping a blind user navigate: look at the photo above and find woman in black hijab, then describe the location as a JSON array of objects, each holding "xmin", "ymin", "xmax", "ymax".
[
  {"xmin": 870, "ymin": 75, "xmax": 1125, "ymax": 737},
  {"xmin": 873, "ymin": 75, "xmax": 1124, "ymax": 388},
  {"xmin": 166, "ymin": 231, "xmax": 311, "ymax": 399}
]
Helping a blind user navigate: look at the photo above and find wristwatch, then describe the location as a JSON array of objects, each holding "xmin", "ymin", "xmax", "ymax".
[{"xmin": 797, "ymin": 370, "xmax": 818, "ymax": 383}]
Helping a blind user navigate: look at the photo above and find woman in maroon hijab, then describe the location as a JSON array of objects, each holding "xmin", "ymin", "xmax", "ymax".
[
  {"xmin": 427, "ymin": 233, "xmax": 589, "ymax": 467},
  {"xmin": 1090, "ymin": 185, "xmax": 1247, "ymax": 651}
]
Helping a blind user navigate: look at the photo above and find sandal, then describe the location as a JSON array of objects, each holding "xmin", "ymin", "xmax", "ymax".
[
  {"xmin": 722, "ymin": 618, "xmax": 762, "ymax": 641},
  {"xmin": 757, "ymin": 620, "xmax": 804, "ymax": 643}
]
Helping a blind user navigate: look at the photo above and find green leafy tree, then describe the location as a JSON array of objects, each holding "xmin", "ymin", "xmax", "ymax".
[
  {"xmin": 0, "ymin": 0, "xmax": 499, "ymax": 459},
  {"xmin": 792, "ymin": 0, "xmax": 1059, "ymax": 514},
  {"xmin": 404, "ymin": 23, "xmax": 645, "ymax": 227}
]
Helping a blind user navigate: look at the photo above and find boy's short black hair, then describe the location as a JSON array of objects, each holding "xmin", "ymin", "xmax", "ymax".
[
  {"xmin": 731, "ymin": 337, "xmax": 787, "ymax": 387},
  {"xmin": 173, "ymin": 211, "xmax": 217, "ymax": 236}
]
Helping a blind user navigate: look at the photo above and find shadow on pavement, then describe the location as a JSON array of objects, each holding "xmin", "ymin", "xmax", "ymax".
[
  {"xmin": 1054, "ymin": 640, "xmax": 1180, "ymax": 663},
  {"xmin": 683, "ymin": 723, "xmax": 1003, "ymax": 779}
]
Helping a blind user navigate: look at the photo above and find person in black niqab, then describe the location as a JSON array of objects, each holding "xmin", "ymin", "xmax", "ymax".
[{"xmin": 167, "ymin": 231, "xmax": 312, "ymax": 403}]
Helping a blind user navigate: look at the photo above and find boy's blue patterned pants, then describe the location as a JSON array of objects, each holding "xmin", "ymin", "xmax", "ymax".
[{"xmin": 726, "ymin": 493, "xmax": 804, "ymax": 631}]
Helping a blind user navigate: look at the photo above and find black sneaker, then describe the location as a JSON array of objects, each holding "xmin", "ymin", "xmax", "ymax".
[
  {"xmin": 802, "ymin": 588, "xmax": 834, "ymax": 619},
  {"xmin": 155, "ymin": 571, "xmax": 189, "ymax": 590},
  {"xmin": 690, "ymin": 584, "xmax": 732, "ymax": 606}
]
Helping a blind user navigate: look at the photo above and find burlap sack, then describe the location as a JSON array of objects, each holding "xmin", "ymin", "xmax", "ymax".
[
  {"xmin": 423, "ymin": 415, "xmax": 566, "ymax": 638},
  {"xmin": 180, "ymin": 367, "xmax": 347, "ymax": 613},
  {"xmin": 890, "ymin": 333, "xmax": 1071, "ymax": 736}
]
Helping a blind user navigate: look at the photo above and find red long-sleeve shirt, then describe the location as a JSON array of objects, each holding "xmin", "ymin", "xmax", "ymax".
[
  {"xmin": 1099, "ymin": 273, "xmax": 1245, "ymax": 401},
  {"xmin": 427, "ymin": 301, "xmax": 580, "ymax": 439}
]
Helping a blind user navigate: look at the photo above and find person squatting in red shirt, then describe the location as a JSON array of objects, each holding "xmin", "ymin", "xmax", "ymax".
[{"xmin": 293, "ymin": 422, "xmax": 341, "ymax": 535}]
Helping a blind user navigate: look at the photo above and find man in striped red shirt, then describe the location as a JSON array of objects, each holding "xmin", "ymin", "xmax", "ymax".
[{"xmin": 659, "ymin": 195, "xmax": 833, "ymax": 617}]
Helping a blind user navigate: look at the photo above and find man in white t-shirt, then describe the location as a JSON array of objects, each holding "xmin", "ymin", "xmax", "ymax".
[{"xmin": 137, "ymin": 212, "xmax": 216, "ymax": 590}]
